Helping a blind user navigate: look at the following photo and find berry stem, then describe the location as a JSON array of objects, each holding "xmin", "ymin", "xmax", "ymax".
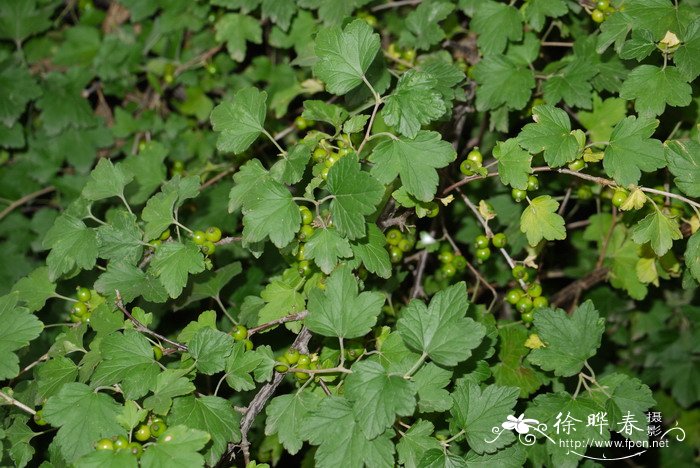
[
  {"xmin": 0, "ymin": 390, "xmax": 36, "ymax": 415},
  {"xmin": 403, "ymin": 352, "xmax": 428, "ymax": 379},
  {"xmin": 247, "ymin": 310, "xmax": 309, "ymax": 336}
]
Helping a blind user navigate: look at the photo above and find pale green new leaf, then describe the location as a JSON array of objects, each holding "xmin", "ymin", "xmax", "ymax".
[
  {"xmin": 313, "ymin": 19, "xmax": 380, "ymax": 94},
  {"xmin": 369, "ymin": 130, "xmax": 456, "ymax": 202},
  {"xmin": 520, "ymin": 196, "xmax": 566, "ymax": 246},
  {"xmin": 346, "ymin": 360, "xmax": 417, "ymax": 439},
  {"xmin": 631, "ymin": 209, "xmax": 682, "ymax": 256},
  {"xmin": 578, "ymin": 95, "xmax": 627, "ymax": 142},
  {"xmin": 382, "ymin": 70, "xmax": 446, "ymax": 138},
  {"xmin": 685, "ymin": 231, "xmax": 700, "ymax": 283},
  {"xmin": 211, "ymin": 87, "xmax": 267, "ymax": 154},
  {"xmin": 96, "ymin": 210, "xmax": 143, "ymax": 265},
  {"xmin": 528, "ymin": 301, "xmax": 605, "ymax": 376},
  {"xmin": 327, "ymin": 154, "xmax": 384, "ymax": 239},
  {"xmin": 301, "ymin": 100, "xmax": 348, "ymax": 130},
  {"xmin": 306, "ymin": 266, "xmax": 384, "ymax": 338},
  {"xmin": 522, "ymin": 0, "xmax": 568, "ymax": 31},
  {"xmin": 141, "ymin": 191, "xmax": 177, "ymax": 242},
  {"xmin": 258, "ymin": 268, "xmax": 306, "ymax": 326},
  {"xmin": 396, "ymin": 282, "xmax": 486, "ymax": 366},
  {"xmin": 518, "ymin": 105, "xmax": 580, "ymax": 167},
  {"xmin": 492, "ymin": 138, "xmax": 532, "ymax": 190},
  {"xmin": 270, "ymin": 142, "xmax": 311, "ymax": 185}
]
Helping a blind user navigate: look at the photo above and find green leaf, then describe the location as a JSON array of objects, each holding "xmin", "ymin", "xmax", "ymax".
[
  {"xmin": 350, "ymin": 224, "xmax": 392, "ymax": 279},
  {"xmin": 265, "ymin": 392, "xmax": 322, "ymax": 455},
  {"xmin": 186, "ymin": 262, "xmax": 243, "ymax": 304},
  {"xmin": 257, "ymin": 268, "xmax": 306, "ymax": 327},
  {"xmin": 369, "ymin": 131, "xmax": 456, "ymax": 202},
  {"xmin": 313, "ymin": 19, "xmax": 380, "ymax": 94},
  {"xmin": 169, "ymin": 395, "xmax": 241, "ymax": 466},
  {"xmin": 36, "ymin": 356, "xmax": 79, "ymax": 401},
  {"xmin": 141, "ymin": 191, "xmax": 177, "ymax": 242},
  {"xmin": 0, "ymin": 0, "xmax": 51, "ymax": 42},
  {"xmin": 140, "ymin": 425, "xmax": 210, "ymax": 468},
  {"xmin": 396, "ymin": 282, "xmax": 486, "ymax": 366},
  {"xmin": 116, "ymin": 400, "xmax": 148, "ymax": 432},
  {"xmin": 43, "ymin": 214, "xmax": 98, "ymax": 280},
  {"xmin": 96, "ymin": 210, "xmax": 144, "ymax": 266},
  {"xmin": 518, "ymin": 105, "xmax": 581, "ymax": 167},
  {"xmin": 11, "ymin": 267, "xmax": 55, "ymax": 312},
  {"xmin": 304, "ymin": 227, "xmax": 353, "ymax": 274},
  {"xmin": 122, "ymin": 142, "xmax": 168, "ymax": 204},
  {"xmin": 94, "ymin": 261, "xmax": 168, "ymax": 304},
  {"xmin": 300, "ymin": 397, "xmax": 395, "ymax": 468},
  {"xmin": 211, "ymin": 87, "xmax": 268, "ymax": 154},
  {"xmin": 75, "ymin": 450, "xmax": 138, "ymax": 468},
  {"xmin": 0, "ymin": 293, "xmax": 43, "ymax": 379},
  {"xmin": 413, "ymin": 363, "xmax": 453, "ymax": 413},
  {"xmin": 418, "ymin": 449, "xmax": 466, "ymax": 467},
  {"xmin": 450, "ymin": 381, "xmax": 519, "ymax": 454},
  {"xmin": 177, "ymin": 310, "xmax": 217, "ymax": 343},
  {"xmin": 578, "ymin": 95, "xmax": 627, "ymax": 143},
  {"xmin": 675, "ymin": 18, "xmax": 700, "ymax": 81},
  {"xmin": 522, "ymin": 0, "xmax": 568, "ymax": 31},
  {"xmin": 382, "ymin": 70, "xmax": 446, "ymax": 139},
  {"xmin": 92, "ymin": 330, "xmax": 160, "ymax": 400},
  {"xmin": 43, "ymin": 383, "xmax": 125, "ymax": 463},
  {"xmin": 327, "ymin": 154, "xmax": 385, "ymax": 239},
  {"xmin": 665, "ymin": 139, "xmax": 700, "ymax": 197},
  {"xmin": 224, "ymin": 342, "xmax": 263, "ymax": 391},
  {"xmin": 590, "ymin": 373, "xmax": 655, "ymax": 441},
  {"xmin": 471, "ymin": 1, "xmax": 522, "ymax": 55},
  {"xmin": 492, "ymin": 326, "xmax": 543, "ymax": 397},
  {"xmin": 82, "ymin": 158, "xmax": 134, "ymax": 202},
  {"xmin": 0, "ymin": 66, "xmax": 41, "ymax": 127},
  {"xmin": 396, "ymin": 420, "xmax": 442, "ymax": 468},
  {"xmin": 620, "ymin": 65, "xmax": 692, "ymax": 117},
  {"xmin": 631, "ymin": 209, "xmax": 682, "ymax": 256},
  {"xmin": 528, "ymin": 301, "xmax": 605, "ymax": 376},
  {"xmin": 519, "ymin": 195, "xmax": 566, "ymax": 246},
  {"xmin": 473, "ymin": 56, "xmax": 535, "ymax": 111},
  {"xmin": 685, "ymin": 231, "xmax": 700, "ymax": 283},
  {"xmin": 542, "ymin": 60, "xmax": 596, "ymax": 109},
  {"xmin": 619, "ymin": 29, "xmax": 656, "ymax": 60},
  {"xmin": 35, "ymin": 71, "xmax": 94, "ymax": 135},
  {"xmin": 4, "ymin": 415, "xmax": 38, "ymax": 468},
  {"xmin": 492, "ymin": 138, "xmax": 532, "ymax": 190},
  {"xmin": 143, "ymin": 369, "xmax": 196, "ymax": 415},
  {"xmin": 148, "ymin": 242, "xmax": 206, "ymax": 299},
  {"xmin": 462, "ymin": 445, "xmax": 527, "ymax": 468},
  {"xmin": 306, "ymin": 266, "xmax": 384, "ymax": 338},
  {"xmin": 301, "ymin": 100, "xmax": 348, "ymax": 131},
  {"xmin": 346, "ymin": 360, "xmax": 417, "ymax": 439},
  {"xmin": 215, "ymin": 13, "xmax": 262, "ymax": 62},
  {"xmin": 189, "ymin": 328, "xmax": 236, "ymax": 375},
  {"xmin": 398, "ymin": 1, "xmax": 455, "ymax": 50},
  {"xmin": 603, "ymin": 116, "xmax": 665, "ymax": 186}
]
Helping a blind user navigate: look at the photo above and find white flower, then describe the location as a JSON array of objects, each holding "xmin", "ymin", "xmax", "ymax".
[
  {"xmin": 420, "ymin": 231, "xmax": 436, "ymax": 245},
  {"xmin": 502, "ymin": 414, "xmax": 539, "ymax": 434}
]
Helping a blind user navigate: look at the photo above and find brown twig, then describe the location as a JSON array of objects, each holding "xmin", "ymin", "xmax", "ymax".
[
  {"xmin": 114, "ymin": 290, "xmax": 188, "ymax": 351},
  {"xmin": 216, "ymin": 236, "xmax": 242, "ymax": 245},
  {"xmin": 218, "ymin": 327, "xmax": 313, "ymax": 466},
  {"xmin": 0, "ymin": 186, "xmax": 55, "ymax": 221},
  {"xmin": 200, "ymin": 166, "xmax": 235, "ymax": 190},
  {"xmin": 549, "ymin": 267, "xmax": 609, "ymax": 309},
  {"xmin": 247, "ymin": 310, "xmax": 309, "ymax": 337}
]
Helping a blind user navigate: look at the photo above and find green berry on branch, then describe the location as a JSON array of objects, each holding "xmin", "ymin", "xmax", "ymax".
[
  {"xmin": 577, "ymin": 185, "xmax": 593, "ymax": 200},
  {"xmin": 533, "ymin": 296, "xmax": 549, "ymax": 309},
  {"xmin": 205, "ymin": 226, "xmax": 222, "ymax": 242},
  {"xmin": 201, "ymin": 241, "xmax": 216, "ymax": 255},
  {"xmin": 521, "ymin": 311, "xmax": 535, "ymax": 323},
  {"xmin": 526, "ymin": 175, "xmax": 540, "ymax": 191},
  {"xmin": 568, "ymin": 159, "xmax": 585, "ymax": 172},
  {"xmin": 492, "ymin": 233, "xmax": 507, "ymax": 248},
  {"xmin": 244, "ymin": 339, "xmax": 254, "ymax": 351},
  {"xmin": 294, "ymin": 116, "xmax": 311, "ymax": 130},
  {"xmin": 438, "ymin": 249, "xmax": 454, "ymax": 264},
  {"xmin": 232, "ymin": 325, "xmax": 248, "ymax": 341},
  {"xmin": 128, "ymin": 442, "xmax": 143, "ymax": 458},
  {"xmin": 298, "ymin": 260, "xmax": 312, "ymax": 277},
  {"xmin": 385, "ymin": 228, "xmax": 402, "ymax": 245},
  {"xmin": 95, "ymin": 438, "xmax": 114, "ymax": 451},
  {"xmin": 275, "ymin": 356, "xmax": 290, "ymax": 372},
  {"xmin": 611, "ymin": 189, "xmax": 627, "ymax": 207},
  {"xmin": 192, "ymin": 230, "xmax": 206, "ymax": 245},
  {"xmin": 516, "ymin": 296, "xmax": 534, "ymax": 313},
  {"xmin": 299, "ymin": 206, "xmax": 314, "ymax": 225},
  {"xmin": 389, "ymin": 246, "xmax": 403, "ymax": 264},
  {"xmin": 460, "ymin": 159, "xmax": 475, "ymax": 176},
  {"xmin": 159, "ymin": 228, "xmax": 171, "ymax": 241},
  {"xmin": 313, "ymin": 147, "xmax": 327, "ymax": 162},
  {"xmin": 591, "ymin": 9, "xmax": 605, "ymax": 22},
  {"xmin": 135, "ymin": 424, "xmax": 151, "ymax": 442},
  {"xmin": 34, "ymin": 409, "xmax": 47, "ymax": 426},
  {"xmin": 72, "ymin": 301, "xmax": 88, "ymax": 317},
  {"xmin": 442, "ymin": 263, "xmax": 456, "ymax": 278},
  {"xmin": 153, "ymin": 346, "xmax": 163, "ymax": 360},
  {"xmin": 284, "ymin": 349, "xmax": 300, "ymax": 365},
  {"xmin": 150, "ymin": 421, "xmax": 167, "ymax": 438},
  {"xmin": 113, "ymin": 436, "xmax": 129, "ymax": 450},
  {"xmin": 398, "ymin": 238, "xmax": 414, "ymax": 252},
  {"xmin": 512, "ymin": 265, "xmax": 529, "ymax": 280},
  {"xmin": 467, "ymin": 148, "xmax": 483, "ymax": 166},
  {"xmin": 425, "ymin": 201, "xmax": 439, "ymax": 217},
  {"xmin": 475, "ymin": 247, "xmax": 491, "ymax": 262},
  {"xmin": 528, "ymin": 282, "xmax": 543, "ymax": 298},
  {"xmin": 297, "ymin": 354, "xmax": 311, "ymax": 367},
  {"xmin": 298, "ymin": 225, "xmax": 315, "ymax": 241},
  {"xmin": 76, "ymin": 287, "xmax": 91, "ymax": 302},
  {"xmin": 511, "ymin": 188, "xmax": 527, "ymax": 202},
  {"xmin": 506, "ymin": 288, "xmax": 523, "ymax": 305},
  {"xmin": 453, "ymin": 255, "xmax": 467, "ymax": 271},
  {"xmin": 474, "ymin": 235, "xmax": 490, "ymax": 249}
]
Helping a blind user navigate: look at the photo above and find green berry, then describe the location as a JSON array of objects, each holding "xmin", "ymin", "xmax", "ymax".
[
  {"xmin": 442, "ymin": 264, "xmax": 456, "ymax": 277},
  {"xmin": 533, "ymin": 296, "xmax": 549, "ymax": 309},
  {"xmin": 153, "ymin": 346, "xmax": 163, "ymax": 360},
  {"xmin": 511, "ymin": 188, "xmax": 527, "ymax": 202},
  {"xmin": 244, "ymin": 339, "xmax": 254, "ymax": 351},
  {"xmin": 389, "ymin": 246, "xmax": 403, "ymax": 264},
  {"xmin": 516, "ymin": 297, "xmax": 533, "ymax": 313},
  {"xmin": 295, "ymin": 371, "xmax": 310, "ymax": 380},
  {"xmin": 398, "ymin": 238, "xmax": 413, "ymax": 252},
  {"xmin": 299, "ymin": 225, "xmax": 315, "ymax": 241},
  {"xmin": 577, "ymin": 185, "xmax": 593, "ymax": 200},
  {"xmin": 95, "ymin": 438, "xmax": 114, "ymax": 451},
  {"xmin": 299, "ymin": 206, "xmax": 314, "ymax": 225},
  {"xmin": 512, "ymin": 265, "xmax": 529, "ymax": 280},
  {"xmin": 527, "ymin": 282, "xmax": 543, "ymax": 298},
  {"xmin": 460, "ymin": 160, "xmax": 475, "ymax": 176},
  {"xmin": 150, "ymin": 239, "xmax": 162, "ymax": 248},
  {"xmin": 526, "ymin": 175, "xmax": 540, "ymax": 191},
  {"xmin": 298, "ymin": 260, "xmax": 312, "ymax": 277},
  {"xmin": 34, "ymin": 409, "xmax": 47, "ymax": 426},
  {"xmin": 453, "ymin": 255, "xmax": 467, "ymax": 271},
  {"xmin": 591, "ymin": 9, "xmax": 605, "ymax": 22},
  {"xmin": 320, "ymin": 166, "xmax": 330, "ymax": 179},
  {"xmin": 297, "ymin": 244, "xmax": 306, "ymax": 260},
  {"xmin": 284, "ymin": 349, "xmax": 300, "ymax": 365},
  {"xmin": 72, "ymin": 301, "xmax": 88, "ymax": 317},
  {"xmin": 474, "ymin": 235, "xmax": 490, "ymax": 249},
  {"xmin": 612, "ymin": 189, "xmax": 627, "ymax": 207},
  {"xmin": 297, "ymin": 354, "xmax": 311, "ymax": 367},
  {"xmin": 521, "ymin": 311, "xmax": 535, "ymax": 323},
  {"xmin": 150, "ymin": 421, "xmax": 167, "ymax": 438},
  {"xmin": 135, "ymin": 425, "xmax": 151, "ymax": 442},
  {"xmin": 506, "ymin": 288, "xmax": 523, "ymax": 305},
  {"xmin": 113, "ymin": 436, "xmax": 129, "ymax": 450},
  {"xmin": 294, "ymin": 116, "xmax": 309, "ymax": 130},
  {"xmin": 438, "ymin": 250, "xmax": 454, "ymax": 264},
  {"xmin": 275, "ymin": 355, "xmax": 290, "ymax": 372},
  {"xmin": 492, "ymin": 233, "xmax": 507, "ymax": 248},
  {"xmin": 205, "ymin": 226, "xmax": 222, "ymax": 242},
  {"xmin": 475, "ymin": 248, "xmax": 491, "ymax": 262},
  {"xmin": 201, "ymin": 241, "xmax": 216, "ymax": 255},
  {"xmin": 128, "ymin": 442, "xmax": 143, "ymax": 458},
  {"xmin": 467, "ymin": 148, "xmax": 483, "ymax": 166},
  {"xmin": 325, "ymin": 153, "xmax": 338, "ymax": 167},
  {"xmin": 425, "ymin": 201, "xmax": 439, "ymax": 218},
  {"xmin": 192, "ymin": 230, "xmax": 206, "ymax": 245},
  {"xmin": 232, "ymin": 325, "xmax": 248, "ymax": 341},
  {"xmin": 313, "ymin": 147, "xmax": 328, "ymax": 162},
  {"xmin": 597, "ymin": 0, "xmax": 609, "ymax": 9},
  {"xmin": 159, "ymin": 229, "xmax": 171, "ymax": 241},
  {"xmin": 76, "ymin": 287, "xmax": 91, "ymax": 302},
  {"xmin": 385, "ymin": 228, "xmax": 403, "ymax": 245},
  {"xmin": 568, "ymin": 159, "xmax": 585, "ymax": 172}
]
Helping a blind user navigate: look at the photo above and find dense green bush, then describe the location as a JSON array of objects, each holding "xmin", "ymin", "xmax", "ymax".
[{"xmin": 0, "ymin": 0, "xmax": 699, "ymax": 466}]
